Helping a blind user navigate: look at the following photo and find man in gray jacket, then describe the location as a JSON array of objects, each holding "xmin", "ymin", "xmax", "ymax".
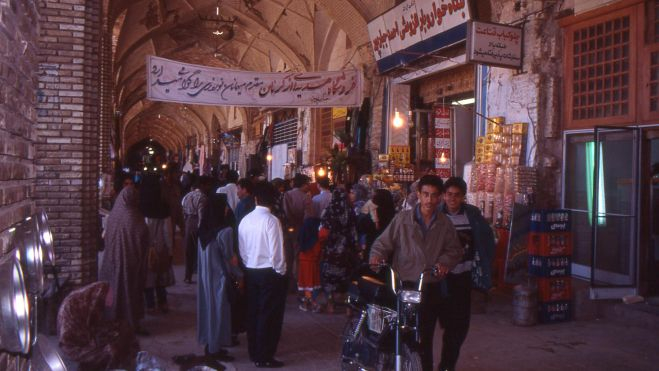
[{"xmin": 370, "ymin": 175, "xmax": 463, "ymax": 371}]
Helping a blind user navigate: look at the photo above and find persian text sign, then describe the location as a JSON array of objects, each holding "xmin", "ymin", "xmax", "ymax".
[
  {"xmin": 147, "ymin": 56, "xmax": 362, "ymax": 107},
  {"xmin": 367, "ymin": 0, "xmax": 471, "ymax": 73},
  {"xmin": 466, "ymin": 21, "xmax": 523, "ymax": 68}
]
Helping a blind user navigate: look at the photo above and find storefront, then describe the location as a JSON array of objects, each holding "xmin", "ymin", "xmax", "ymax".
[
  {"xmin": 560, "ymin": 0, "xmax": 659, "ymax": 298},
  {"xmin": 368, "ymin": 0, "xmax": 480, "ymax": 182}
]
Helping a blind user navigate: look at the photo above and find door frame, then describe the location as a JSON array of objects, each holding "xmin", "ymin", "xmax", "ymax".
[{"xmin": 562, "ymin": 128, "xmax": 641, "ymax": 299}]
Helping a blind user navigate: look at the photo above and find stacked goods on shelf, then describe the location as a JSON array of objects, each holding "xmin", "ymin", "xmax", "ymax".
[
  {"xmin": 467, "ymin": 117, "xmax": 531, "ymax": 226},
  {"xmin": 528, "ymin": 209, "xmax": 572, "ymax": 323},
  {"xmin": 388, "ymin": 145, "xmax": 410, "ymax": 167}
]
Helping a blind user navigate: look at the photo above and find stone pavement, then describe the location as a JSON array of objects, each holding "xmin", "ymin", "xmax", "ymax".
[{"xmin": 137, "ymin": 265, "xmax": 659, "ymax": 371}]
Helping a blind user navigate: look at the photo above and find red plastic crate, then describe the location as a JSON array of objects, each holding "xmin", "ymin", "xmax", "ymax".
[
  {"xmin": 537, "ymin": 277, "xmax": 572, "ymax": 302},
  {"xmin": 528, "ymin": 232, "xmax": 573, "ymax": 256}
]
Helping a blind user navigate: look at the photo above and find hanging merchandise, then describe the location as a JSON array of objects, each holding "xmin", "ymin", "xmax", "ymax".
[{"xmin": 433, "ymin": 105, "xmax": 451, "ymax": 179}]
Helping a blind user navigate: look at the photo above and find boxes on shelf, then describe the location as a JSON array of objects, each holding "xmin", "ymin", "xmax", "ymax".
[
  {"xmin": 538, "ymin": 300, "xmax": 571, "ymax": 323},
  {"xmin": 530, "ymin": 209, "xmax": 571, "ymax": 232},
  {"xmin": 528, "ymin": 255, "xmax": 571, "ymax": 277},
  {"xmin": 528, "ymin": 232, "xmax": 573, "ymax": 256},
  {"xmin": 537, "ymin": 277, "xmax": 572, "ymax": 302}
]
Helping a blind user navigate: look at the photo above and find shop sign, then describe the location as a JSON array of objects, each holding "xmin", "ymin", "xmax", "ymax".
[
  {"xmin": 466, "ymin": 21, "xmax": 523, "ymax": 69},
  {"xmin": 433, "ymin": 105, "xmax": 451, "ymax": 178},
  {"xmin": 147, "ymin": 56, "xmax": 363, "ymax": 108},
  {"xmin": 367, "ymin": 0, "xmax": 471, "ymax": 73}
]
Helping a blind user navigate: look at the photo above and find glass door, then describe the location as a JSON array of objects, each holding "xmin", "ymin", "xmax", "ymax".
[
  {"xmin": 647, "ymin": 135, "xmax": 659, "ymax": 296},
  {"xmin": 590, "ymin": 126, "xmax": 640, "ymax": 299}
]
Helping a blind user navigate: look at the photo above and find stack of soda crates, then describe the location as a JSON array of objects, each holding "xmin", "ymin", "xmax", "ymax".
[{"xmin": 528, "ymin": 209, "xmax": 572, "ymax": 323}]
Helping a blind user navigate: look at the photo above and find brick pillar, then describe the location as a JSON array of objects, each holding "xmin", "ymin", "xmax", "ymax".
[
  {"xmin": 36, "ymin": 0, "xmax": 102, "ymax": 285},
  {"xmin": 99, "ymin": 14, "xmax": 113, "ymax": 175}
]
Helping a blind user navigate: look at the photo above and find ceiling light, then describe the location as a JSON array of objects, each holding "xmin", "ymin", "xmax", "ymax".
[{"xmin": 392, "ymin": 110, "xmax": 404, "ymax": 128}]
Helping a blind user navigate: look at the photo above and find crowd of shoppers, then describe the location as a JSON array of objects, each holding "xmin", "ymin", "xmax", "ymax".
[{"xmin": 99, "ymin": 164, "xmax": 494, "ymax": 370}]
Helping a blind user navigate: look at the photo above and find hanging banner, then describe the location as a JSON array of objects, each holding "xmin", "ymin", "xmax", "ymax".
[{"xmin": 147, "ymin": 56, "xmax": 363, "ymax": 108}]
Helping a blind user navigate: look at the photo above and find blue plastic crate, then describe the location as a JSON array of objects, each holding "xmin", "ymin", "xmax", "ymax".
[
  {"xmin": 538, "ymin": 300, "xmax": 571, "ymax": 323},
  {"xmin": 528, "ymin": 255, "xmax": 571, "ymax": 277},
  {"xmin": 530, "ymin": 209, "xmax": 571, "ymax": 232}
]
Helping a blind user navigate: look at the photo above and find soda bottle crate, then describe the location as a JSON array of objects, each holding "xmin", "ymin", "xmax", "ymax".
[
  {"xmin": 530, "ymin": 209, "xmax": 571, "ymax": 232},
  {"xmin": 536, "ymin": 277, "xmax": 572, "ymax": 302},
  {"xmin": 527, "ymin": 232, "xmax": 573, "ymax": 256},
  {"xmin": 538, "ymin": 300, "xmax": 571, "ymax": 323},
  {"xmin": 528, "ymin": 255, "xmax": 571, "ymax": 277}
]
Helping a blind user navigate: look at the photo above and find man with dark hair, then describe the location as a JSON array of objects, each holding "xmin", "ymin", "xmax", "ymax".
[
  {"xmin": 217, "ymin": 169, "xmax": 240, "ymax": 212},
  {"xmin": 283, "ymin": 173, "xmax": 312, "ymax": 290},
  {"xmin": 234, "ymin": 178, "xmax": 255, "ymax": 226},
  {"xmin": 238, "ymin": 181, "xmax": 287, "ymax": 368},
  {"xmin": 438, "ymin": 176, "xmax": 495, "ymax": 371},
  {"xmin": 369, "ymin": 175, "xmax": 463, "ymax": 371},
  {"xmin": 181, "ymin": 176, "xmax": 213, "ymax": 284}
]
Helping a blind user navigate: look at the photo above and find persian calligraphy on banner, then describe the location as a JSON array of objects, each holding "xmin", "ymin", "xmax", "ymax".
[
  {"xmin": 146, "ymin": 56, "xmax": 363, "ymax": 107},
  {"xmin": 367, "ymin": 0, "xmax": 471, "ymax": 73},
  {"xmin": 466, "ymin": 21, "xmax": 523, "ymax": 68}
]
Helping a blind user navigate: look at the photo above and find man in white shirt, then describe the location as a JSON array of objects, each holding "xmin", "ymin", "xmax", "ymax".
[
  {"xmin": 238, "ymin": 182, "xmax": 287, "ymax": 368},
  {"xmin": 216, "ymin": 169, "xmax": 239, "ymax": 212}
]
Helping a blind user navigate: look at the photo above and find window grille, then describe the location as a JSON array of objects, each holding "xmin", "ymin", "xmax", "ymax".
[
  {"xmin": 272, "ymin": 118, "xmax": 297, "ymax": 149},
  {"xmin": 571, "ymin": 15, "xmax": 630, "ymax": 120}
]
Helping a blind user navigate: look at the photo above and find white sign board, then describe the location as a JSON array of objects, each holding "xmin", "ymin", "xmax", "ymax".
[
  {"xmin": 367, "ymin": 0, "xmax": 471, "ymax": 72},
  {"xmin": 466, "ymin": 21, "xmax": 523, "ymax": 69},
  {"xmin": 147, "ymin": 56, "xmax": 363, "ymax": 108}
]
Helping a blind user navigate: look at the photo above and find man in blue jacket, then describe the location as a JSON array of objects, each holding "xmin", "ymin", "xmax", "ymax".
[{"xmin": 438, "ymin": 176, "xmax": 495, "ymax": 371}]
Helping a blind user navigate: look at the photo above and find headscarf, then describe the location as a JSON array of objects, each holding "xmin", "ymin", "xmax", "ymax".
[
  {"xmin": 198, "ymin": 193, "xmax": 230, "ymax": 248},
  {"xmin": 140, "ymin": 174, "xmax": 169, "ymax": 219},
  {"xmin": 322, "ymin": 189, "xmax": 351, "ymax": 232},
  {"xmin": 100, "ymin": 186, "xmax": 148, "ymax": 328},
  {"xmin": 350, "ymin": 183, "xmax": 369, "ymax": 217},
  {"xmin": 106, "ymin": 186, "xmax": 143, "ymax": 231},
  {"xmin": 372, "ymin": 189, "xmax": 395, "ymax": 232}
]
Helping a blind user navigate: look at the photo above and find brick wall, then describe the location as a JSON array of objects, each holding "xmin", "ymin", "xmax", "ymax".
[
  {"xmin": 36, "ymin": 0, "xmax": 102, "ymax": 285},
  {"xmin": 0, "ymin": 0, "xmax": 39, "ymax": 243},
  {"xmin": 0, "ymin": 0, "xmax": 39, "ymax": 367}
]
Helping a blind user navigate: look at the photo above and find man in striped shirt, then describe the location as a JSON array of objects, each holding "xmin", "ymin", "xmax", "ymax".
[{"xmin": 439, "ymin": 177, "xmax": 495, "ymax": 371}]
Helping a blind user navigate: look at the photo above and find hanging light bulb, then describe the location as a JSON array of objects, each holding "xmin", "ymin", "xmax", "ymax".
[
  {"xmin": 439, "ymin": 151, "xmax": 448, "ymax": 163},
  {"xmin": 392, "ymin": 110, "xmax": 404, "ymax": 128},
  {"xmin": 266, "ymin": 154, "xmax": 273, "ymax": 161},
  {"xmin": 317, "ymin": 167, "xmax": 326, "ymax": 177}
]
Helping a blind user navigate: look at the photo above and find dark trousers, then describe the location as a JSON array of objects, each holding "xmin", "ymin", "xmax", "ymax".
[
  {"xmin": 245, "ymin": 268, "xmax": 288, "ymax": 363},
  {"xmin": 419, "ymin": 272, "xmax": 472, "ymax": 371},
  {"xmin": 144, "ymin": 286, "xmax": 167, "ymax": 308},
  {"xmin": 184, "ymin": 216, "xmax": 199, "ymax": 280}
]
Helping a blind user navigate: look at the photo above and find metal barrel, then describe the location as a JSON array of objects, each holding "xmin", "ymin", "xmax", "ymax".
[{"xmin": 512, "ymin": 283, "xmax": 537, "ymax": 326}]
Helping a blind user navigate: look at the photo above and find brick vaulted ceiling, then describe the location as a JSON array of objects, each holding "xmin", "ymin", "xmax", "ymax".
[{"xmin": 108, "ymin": 0, "xmax": 392, "ymax": 153}]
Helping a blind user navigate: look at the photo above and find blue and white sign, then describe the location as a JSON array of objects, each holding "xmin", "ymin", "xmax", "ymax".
[{"xmin": 367, "ymin": 0, "xmax": 471, "ymax": 73}]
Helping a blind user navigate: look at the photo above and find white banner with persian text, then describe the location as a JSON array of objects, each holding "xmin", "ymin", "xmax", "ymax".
[{"xmin": 147, "ymin": 56, "xmax": 363, "ymax": 108}]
